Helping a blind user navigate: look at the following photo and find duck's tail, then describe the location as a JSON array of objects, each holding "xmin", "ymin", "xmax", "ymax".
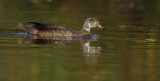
[{"xmin": 18, "ymin": 23, "xmax": 38, "ymax": 35}]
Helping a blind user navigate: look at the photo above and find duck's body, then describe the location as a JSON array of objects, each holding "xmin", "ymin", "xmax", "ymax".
[{"xmin": 18, "ymin": 17, "xmax": 105, "ymax": 37}]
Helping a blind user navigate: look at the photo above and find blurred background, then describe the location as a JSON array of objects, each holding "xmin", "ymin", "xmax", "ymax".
[{"xmin": 0, "ymin": 0, "xmax": 160, "ymax": 81}]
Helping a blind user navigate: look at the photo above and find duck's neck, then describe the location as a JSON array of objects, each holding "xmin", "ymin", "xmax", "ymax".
[{"xmin": 81, "ymin": 22, "xmax": 91, "ymax": 32}]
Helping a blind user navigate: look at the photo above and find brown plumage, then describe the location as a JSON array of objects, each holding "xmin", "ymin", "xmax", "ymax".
[{"xmin": 18, "ymin": 17, "xmax": 105, "ymax": 37}]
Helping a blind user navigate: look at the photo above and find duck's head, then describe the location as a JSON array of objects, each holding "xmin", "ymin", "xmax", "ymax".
[{"xmin": 82, "ymin": 17, "xmax": 105, "ymax": 32}]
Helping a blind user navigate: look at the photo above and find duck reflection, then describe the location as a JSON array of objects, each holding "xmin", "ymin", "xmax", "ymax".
[
  {"xmin": 18, "ymin": 34, "xmax": 101, "ymax": 51},
  {"xmin": 18, "ymin": 36, "xmax": 77, "ymax": 45},
  {"xmin": 80, "ymin": 39, "xmax": 101, "ymax": 64},
  {"xmin": 81, "ymin": 40, "xmax": 101, "ymax": 54},
  {"xmin": 18, "ymin": 34, "xmax": 102, "ymax": 64}
]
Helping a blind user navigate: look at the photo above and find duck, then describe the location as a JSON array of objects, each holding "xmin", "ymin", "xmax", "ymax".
[{"xmin": 18, "ymin": 17, "xmax": 105, "ymax": 37}]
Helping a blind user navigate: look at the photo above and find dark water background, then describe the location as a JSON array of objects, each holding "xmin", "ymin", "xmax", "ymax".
[{"xmin": 0, "ymin": 0, "xmax": 160, "ymax": 81}]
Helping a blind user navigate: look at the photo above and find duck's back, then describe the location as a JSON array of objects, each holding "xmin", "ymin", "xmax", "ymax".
[
  {"xmin": 18, "ymin": 22, "xmax": 86, "ymax": 37},
  {"xmin": 28, "ymin": 22, "xmax": 76, "ymax": 31}
]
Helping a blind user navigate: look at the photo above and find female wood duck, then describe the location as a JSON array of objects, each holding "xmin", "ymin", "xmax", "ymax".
[{"xmin": 18, "ymin": 17, "xmax": 105, "ymax": 37}]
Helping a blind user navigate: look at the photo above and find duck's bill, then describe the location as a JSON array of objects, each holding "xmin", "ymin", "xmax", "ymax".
[{"xmin": 96, "ymin": 24, "xmax": 106, "ymax": 30}]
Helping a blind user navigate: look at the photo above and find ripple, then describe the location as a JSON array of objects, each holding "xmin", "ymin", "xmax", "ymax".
[{"xmin": 0, "ymin": 31, "xmax": 34, "ymax": 36}]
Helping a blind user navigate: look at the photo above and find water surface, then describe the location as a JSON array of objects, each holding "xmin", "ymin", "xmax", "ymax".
[{"xmin": 0, "ymin": 0, "xmax": 160, "ymax": 81}]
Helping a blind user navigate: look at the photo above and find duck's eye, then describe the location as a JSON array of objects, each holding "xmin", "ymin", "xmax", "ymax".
[{"xmin": 90, "ymin": 19, "xmax": 95, "ymax": 22}]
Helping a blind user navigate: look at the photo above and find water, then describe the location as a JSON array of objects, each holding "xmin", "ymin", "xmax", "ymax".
[{"xmin": 0, "ymin": 0, "xmax": 160, "ymax": 81}]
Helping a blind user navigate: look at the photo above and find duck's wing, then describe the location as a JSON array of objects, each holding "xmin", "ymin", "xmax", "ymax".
[{"xmin": 28, "ymin": 22, "xmax": 76, "ymax": 31}]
